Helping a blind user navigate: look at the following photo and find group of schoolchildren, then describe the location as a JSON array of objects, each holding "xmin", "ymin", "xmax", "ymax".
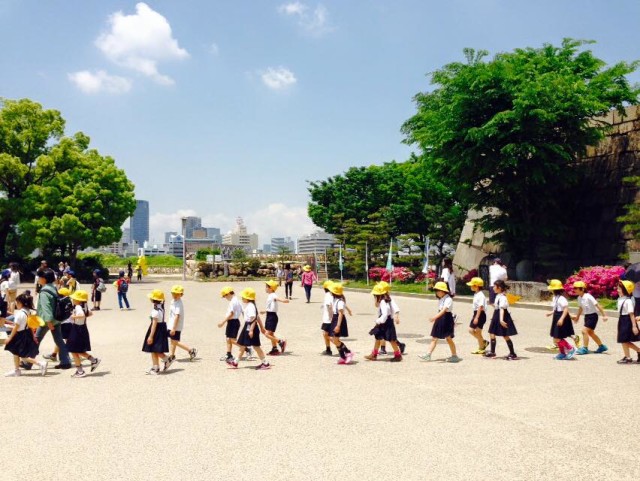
[{"xmin": 4, "ymin": 272, "xmax": 640, "ymax": 377}]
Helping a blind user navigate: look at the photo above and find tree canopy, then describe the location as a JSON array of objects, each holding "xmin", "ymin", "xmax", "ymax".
[
  {"xmin": 0, "ymin": 98, "xmax": 136, "ymax": 262},
  {"xmin": 401, "ymin": 39, "xmax": 639, "ymax": 259}
]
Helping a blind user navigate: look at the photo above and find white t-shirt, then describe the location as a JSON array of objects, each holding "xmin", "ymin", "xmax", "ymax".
[
  {"xmin": 72, "ymin": 305, "xmax": 87, "ymax": 325},
  {"xmin": 494, "ymin": 293, "xmax": 509, "ymax": 310},
  {"xmin": 8, "ymin": 271, "xmax": 20, "ymax": 290},
  {"xmin": 266, "ymin": 292, "xmax": 278, "ymax": 313},
  {"xmin": 322, "ymin": 291, "xmax": 333, "ymax": 324},
  {"xmin": 226, "ymin": 296, "xmax": 243, "ymax": 319},
  {"xmin": 168, "ymin": 299, "xmax": 184, "ymax": 331},
  {"xmin": 390, "ymin": 298, "xmax": 400, "ymax": 316},
  {"xmin": 0, "ymin": 280, "xmax": 7, "ymax": 298},
  {"xmin": 243, "ymin": 303, "xmax": 257, "ymax": 329},
  {"xmin": 617, "ymin": 297, "xmax": 635, "ymax": 316},
  {"xmin": 150, "ymin": 307, "xmax": 165, "ymax": 323},
  {"xmin": 553, "ymin": 295, "xmax": 568, "ymax": 312},
  {"xmin": 13, "ymin": 309, "xmax": 28, "ymax": 331},
  {"xmin": 441, "ymin": 268, "xmax": 456, "ymax": 295},
  {"xmin": 489, "ymin": 264, "xmax": 508, "ymax": 286},
  {"xmin": 438, "ymin": 295, "xmax": 453, "ymax": 312},
  {"xmin": 578, "ymin": 293, "xmax": 598, "ymax": 315},
  {"xmin": 376, "ymin": 299, "xmax": 391, "ymax": 324},
  {"xmin": 472, "ymin": 291, "xmax": 487, "ymax": 311},
  {"xmin": 332, "ymin": 298, "xmax": 345, "ymax": 315}
]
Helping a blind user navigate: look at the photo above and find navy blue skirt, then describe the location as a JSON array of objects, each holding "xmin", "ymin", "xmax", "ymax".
[
  {"xmin": 431, "ymin": 312, "xmax": 455, "ymax": 339},
  {"xmin": 550, "ymin": 310, "xmax": 574, "ymax": 339},
  {"xmin": 488, "ymin": 310, "xmax": 518, "ymax": 337},
  {"xmin": 265, "ymin": 312, "xmax": 279, "ymax": 332},
  {"xmin": 225, "ymin": 319, "xmax": 240, "ymax": 339},
  {"xmin": 237, "ymin": 322, "xmax": 261, "ymax": 347},
  {"xmin": 142, "ymin": 322, "xmax": 169, "ymax": 353},
  {"xmin": 469, "ymin": 310, "xmax": 487, "ymax": 329},
  {"xmin": 329, "ymin": 313, "xmax": 349, "ymax": 338},
  {"xmin": 4, "ymin": 329, "xmax": 39, "ymax": 358},
  {"xmin": 617, "ymin": 314, "xmax": 640, "ymax": 343},
  {"xmin": 66, "ymin": 324, "xmax": 91, "ymax": 353}
]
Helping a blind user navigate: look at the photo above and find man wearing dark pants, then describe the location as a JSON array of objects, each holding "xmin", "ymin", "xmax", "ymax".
[{"xmin": 35, "ymin": 268, "xmax": 71, "ymax": 369}]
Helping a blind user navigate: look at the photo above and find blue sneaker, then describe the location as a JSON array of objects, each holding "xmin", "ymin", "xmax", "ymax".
[
  {"xmin": 576, "ymin": 347, "xmax": 589, "ymax": 355},
  {"xmin": 565, "ymin": 348, "xmax": 576, "ymax": 359},
  {"xmin": 595, "ymin": 344, "xmax": 608, "ymax": 353},
  {"xmin": 554, "ymin": 353, "xmax": 567, "ymax": 360}
]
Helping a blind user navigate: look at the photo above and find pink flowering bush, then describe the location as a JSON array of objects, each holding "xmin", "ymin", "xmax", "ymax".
[
  {"xmin": 563, "ymin": 265, "xmax": 625, "ymax": 298},
  {"xmin": 461, "ymin": 269, "xmax": 479, "ymax": 284},
  {"xmin": 368, "ymin": 266, "xmax": 415, "ymax": 283},
  {"xmin": 414, "ymin": 270, "xmax": 437, "ymax": 283}
]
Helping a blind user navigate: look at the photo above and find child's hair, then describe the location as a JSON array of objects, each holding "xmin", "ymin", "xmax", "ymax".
[
  {"xmin": 552, "ymin": 289, "xmax": 565, "ymax": 295},
  {"xmin": 332, "ymin": 293, "xmax": 346, "ymax": 301},
  {"xmin": 152, "ymin": 300, "xmax": 165, "ymax": 311},
  {"xmin": 16, "ymin": 292, "xmax": 34, "ymax": 310},
  {"xmin": 443, "ymin": 258, "xmax": 453, "ymax": 270},
  {"xmin": 494, "ymin": 280, "xmax": 509, "ymax": 291},
  {"xmin": 375, "ymin": 293, "xmax": 392, "ymax": 303}
]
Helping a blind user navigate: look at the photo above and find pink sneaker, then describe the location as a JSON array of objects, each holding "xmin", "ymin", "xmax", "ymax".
[
  {"xmin": 337, "ymin": 357, "xmax": 346, "ymax": 365},
  {"xmin": 344, "ymin": 352, "xmax": 354, "ymax": 364},
  {"xmin": 226, "ymin": 358, "xmax": 238, "ymax": 368}
]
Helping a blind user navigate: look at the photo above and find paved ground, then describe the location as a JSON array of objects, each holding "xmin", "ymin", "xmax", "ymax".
[{"xmin": 2, "ymin": 279, "xmax": 639, "ymax": 481}]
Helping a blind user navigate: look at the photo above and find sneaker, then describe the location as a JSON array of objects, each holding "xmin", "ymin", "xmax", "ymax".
[
  {"xmin": 90, "ymin": 358, "xmax": 101, "ymax": 372},
  {"xmin": 226, "ymin": 358, "xmax": 239, "ymax": 368},
  {"xmin": 547, "ymin": 344, "xmax": 559, "ymax": 351},
  {"xmin": 71, "ymin": 370, "xmax": 87, "ymax": 378},
  {"xmin": 574, "ymin": 335, "xmax": 581, "ymax": 349},
  {"xmin": 39, "ymin": 361, "xmax": 48, "ymax": 376},
  {"xmin": 446, "ymin": 355, "xmax": 461, "ymax": 363},
  {"xmin": 364, "ymin": 353, "xmax": 377, "ymax": 361},
  {"xmin": 322, "ymin": 349, "xmax": 332, "ymax": 356},
  {"xmin": 483, "ymin": 340, "xmax": 490, "ymax": 350},
  {"xmin": 554, "ymin": 353, "xmax": 567, "ymax": 360},
  {"xmin": 20, "ymin": 361, "xmax": 32, "ymax": 370},
  {"xmin": 483, "ymin": 352, "xmax": 497, "ymax": 358},
  {"xmin": 4, "ymin": 369, "xmax": 21, "ymax": 377},
  {"xmin": 565, "ymin": 348, "xmax": 577, "ymax": 360},
  {"xmin": 505, "ymin": 353, "xmax": 518, "ymax": 361},
  {"xmin": 398, "ymin": 342, "xmax": 406, "ymax": 354},
  {"xmin": 390, "ymin": 355, "xmax": 402, "ymax": 362},
  {"xmin": 267, "ymin": 348, "xmax": 280, "ymax": 356},
  {"xmin": 595, "ymin": 344, "xmax": 608, "ymax": 354},
  {"xmin": 617, "ymin": 357, "xmax": 633, "ymax": 364},
  {"xmin": 220, "ymin": 354, "xmax": 233, "ymax": 361},
  {"xmin": 337, "ymin": 357, "xmax": 347, "ymax": 365},
  {"xmin": 379, "ymin": 347, "xmax": 388, "ymax": 355},
  {"xmin": 246, "ymin": 347, "xmax": 256, "ymax": 360},
  {"xmin": 418, "ymin": 353, "xmax": 431, "ymax": 361},
  {"xmin": 189, "ymin": 348, "xmax": 198, "ymax": 361},
  {"xmin": 146, "ymin": 368, "xmax": 159, "ymax": 375},
  {"xmin": 163, "ymin": 356, "xmax": 175, "ymax": 371},
  {"xmin": 278, "ymin": 339, "xmax": 287, "ymax": 354},
  {"xmin": 576, "ymin": 347, "xmax": 589, "ymax": 355},
  {"xmin": 43, "ymin": 353, "xmax": 57, "ymax": 361},
  {"xmin": 255, "ymin": 362, "xmax": 271, "ymax": 370},
  {"xmin": 344, "ymin": 352, "xmax": 354, "ymax": 364},
  {"xmin": 54, "ymin": 364, "xmax": 72, "ymax": 370},
  {"xmin": 471, "ymin": 348, "xmax": 486, "ymax": 355}
]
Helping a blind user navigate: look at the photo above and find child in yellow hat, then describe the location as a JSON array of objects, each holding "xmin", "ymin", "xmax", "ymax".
[
  {"xmin": 166, "ymin": 285, "xmax": 197, "ymax": 364},
  {"xmin": 67, "ymin": 290, "xmax": 100, "ymax": 378},
  {"xmin": 375, "ymin": 281, "xmax": 406, "ymax": 356},
  {"xmin": 484, "ymin": 280, "xmax": 518, "ymax": 359},
  {"xmin": 142, "ymin": 289, "xmax": 172, "ymax": 375},
  {"xmin": 226, "ymin": 288, "xmax": 270, "ymax": 370},
  {"xmin": 467, "ymin": 277, "xmax": 489, "ymax": 354},
  {"xmin": 365, "ymin": 283, "xmax": 403, "ymax": 362},
  {"xmin": 218, "ymin": 286, "xmax": 243, "ymax": 362},
  {"xmin": 327, "ymin": 283, "xmax": 354, "ymax": 364},
  {"xmin": 546, "ymin": 279, "xmax": 576, "ymax": 360},
  {"xmin": 571, "ymin": 281, "xmax": 608, "ymax": 355},
  {"xmin": 260, "ymin": 280, "xmax": 289, "ymax": 355},
  {"xmin": 616, "ymin": 280, "xmax": 640, "ymax": 364},
  {"xmin": 419, "ymin": 282, "xmax": 460, "ymax": 362}
]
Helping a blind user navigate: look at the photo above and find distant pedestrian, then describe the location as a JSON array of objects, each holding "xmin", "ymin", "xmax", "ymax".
[
  {"xmin": 67, "ymin": 290, "xmax": 101, "ymax": 378},
  {"xmin": 142, "ymin": 289, "xmax": 173, "ymax": 375},
  {"xmin": 225, "ymin": 288, "xmax": 271, "ymax": 370},
  {"xmin": 136, "ymin": 264, "xmax": 142, "ymax": 282},
  {"xmin": 546, "ymin": 279, "xmax": 576, "ymax": 360},
  {"xmin": 260, "ymin": 280, "xmax": 288, "ymax": 356},
  {"xmin": 375, "ymin": 281, "xmax": 405, "ymax": 356},
  {"xmin": 276, "ymin": 265, "xmax": 283, "ymax": 286},
  {"xmin": 467, "ymin": 277, "xmax": 489, "ymax": 355},
  {"xmin": 127, "ymin": 261, "xmax": 133, "ymax": 281},
  {"xmin": 488, "ymin": 258, "xmax": 508, "ymax": 305},
  {"xmin": 484, "ymin": 280, "xmax": 518, "ymax": 359},
  {"xmin": 6, "ymin": 262, "xmax": 20, "ymax": 314},
  {"xmin": 440, "ymin": 258, "xmax": 456, "ymax": 297},
  {"xmin": 571, "ymin": 281, "xmax": 608, "ymax": 355},
  {"xmin": 615, "ymin": 280, "xmax": 640, "ymax": 364},
  {"xmin": 35, "ymin": 260, "xmax": 47, "ymax": 294},
  {"xmin": 320, "ymin": 280, "xmax": 334, "ymax": 355},
  {"xmin": 91, "ymin": 269, "xmax": 104, "ymax": 311},
  {"xmin": 419, "ymin": 281, "xmax": 460, "ymax": 363},
  {"xmin": 115, "ymin": 271, "xmax": 130, "ymax": 310},
  {"xmin": 284, "ymin": 264, "xmax": 294, "ymax": 299},
  {"xmin": 300, "ymin": 265, "xmax": 317, "ymax": 303},
  {"xmin": 166, "ymin": 285, "xmax": 197, "ymax": 363}
]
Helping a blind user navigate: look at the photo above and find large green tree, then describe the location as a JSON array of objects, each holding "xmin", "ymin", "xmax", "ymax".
[
  {"xmin": 0, "ymin": 98, "xmax": 136, "ymax": 262},
  {"xmin": 402, "ymin": 39, "xmax": 639, "ymax": 259}
]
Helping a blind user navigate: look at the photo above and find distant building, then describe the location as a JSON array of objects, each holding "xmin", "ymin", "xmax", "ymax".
[
  {"xmin": 271, "ymin": 236, "xmax": 296, "ymax": 254},
  {"xmin": 222, "ymin": 217, "xmax": 259, "ymax": 251},
  {"xmin": 164, "ymin": 231, "xmax": 178, "ymax": 244},
  {"xmin": 263, "ymin": 244, "xmax": 272, "ymax": 254},
  {"xmin": 121, "ymin": 228, "xmax": 131, "ymax": 244},
  {"xmin": 184, "ymin": 216, "xmax": 202, "ymax": 238},
  {"xmin": 297, "ymin": 231, "xmax": 335, "ymax": 254},
  {"xmin": 130, "ymin": 200, "xmax": 149, "ymax": 246},
  {"xmin": 167, "ymin": 234, "xmax": 183, "ymax": 257},
  {"xmin": 206, "ymin": 227, "xmax": 221, "ymax": 243}
]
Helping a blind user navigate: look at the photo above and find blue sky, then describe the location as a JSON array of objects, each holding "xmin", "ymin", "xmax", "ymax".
[{"xmin": 1, "ymin": 0, "xmax": 639, "ymax": 245}]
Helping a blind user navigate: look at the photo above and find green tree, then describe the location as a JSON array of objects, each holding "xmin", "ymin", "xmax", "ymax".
[
  {"xmin": 231, "ymin": 248, "xmax": 248, "ymax": 274},
  {"xmin": 402, "ymin": 39, "xmax": 639, "ymax": 260},
  {"xmin": 195, "ymin": 247, "xmax": 221, "ymax": 261},
  {"xmin": 618, "ymin": 176, "xmax": 640, "ymax": 244}
]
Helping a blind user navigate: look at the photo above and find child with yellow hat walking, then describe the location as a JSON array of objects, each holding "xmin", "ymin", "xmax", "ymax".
[
  {"xmin": 467, "ymin": 277, "xmax": 489, "ymax": 354},
  {"xmin": 320, "ymin": 280, "xmax": 335, "ymax": 355},
  {"xmin": 484, "ymin": 280, "xmax": 518, "ymax": 359},
  {"xmin": 261, "ymin": 280, "xmax": 289, "ymax": 355},
  {"xmin": 327, "ymin": 282, "xmax": 354, "ymax": 364},
  {"xmin": 419, "ymin": 281, "xmax": 460, "ymax": 362},
  {"xmin": 365, "ymin": 283, "xmax": 403, "ymax": 362},
  {"xmin": 546, "ymin": 279, "xmax": 576, "ymax": 360},
  {"xmin": 166, "ymin": 285, "xmax": 197, "ymax": 364},
  {"xmin": 616, "ymin": 280, "xmax": 640, "ymax": 364},
  {"xmin": 571, "ymin": 281, "xmax": 608, "ymax": 354},
  {"xmin": 219, "ymin": 286, "xmax": 242, "ymax": 362},
  {"xmin": 375, "ymin": 281, "xmax": 406, "ymax": 356},
  {"xmin": 4, "ymin": 292, "xmax": 48, "ymax": 377},
  {"xmin": 142, "ymin": 289, "xmax": 173, "ymax": 375},
  {"xmin": 226, "ymin": 288, "xmax": 270, "ymax": 370},
  {"xmin": 67, "ymin": 290, "xmax": 100, "ymax": 378}
]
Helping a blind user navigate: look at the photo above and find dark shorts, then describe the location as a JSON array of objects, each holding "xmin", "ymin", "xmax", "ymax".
[
  {"xmin": 265, "ymin": 312, "xmax": 278, "ymax": 332},
  {"xmin": 225, "ymin": 319, "xmax": 240, "ymax": 339},
  {"xmin": 321, "ymin": 322, "xmax": 332, "ymax": 333},
  {"xmin": 168, "ymin": 330, "xmax": 181, "ymax": 341},
  {"xmin": 584, "ymin": 313, "xmax": 598, "ymax": 330},
  {"xmin": 469, "ymin": 310, "xmax": 487, "ymax": 329}
]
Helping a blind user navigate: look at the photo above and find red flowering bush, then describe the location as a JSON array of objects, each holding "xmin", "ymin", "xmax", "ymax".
[
  {"xmin": 563, "ymin": 265, "xmax": 625, "ymax": 298},
  {"xmin": 415, "ymin": 270, "xmax": 437, "ymax": 283},
  {"xmin": 461, "ymin": 269, "xmax": 478, "ymax": 284},
  {"xmin": 368, "ymin": 266, "xmax": 415, "ymax": 283}
]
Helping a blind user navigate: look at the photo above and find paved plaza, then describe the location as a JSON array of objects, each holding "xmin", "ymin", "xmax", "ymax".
[{"xmin": 2, "ymin": 278, "xmax": 639, "ymax": 481}]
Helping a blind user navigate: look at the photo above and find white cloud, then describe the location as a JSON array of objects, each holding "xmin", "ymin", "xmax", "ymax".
[
  {"xmin": 261, "ymin": 67, "xmax": 297, "ymax": 90},
  {"xmin": 278, "ymin": 2, "xmax": 332, "ymax": 36},
  {"xmin": 95, "ymin": 2, "xmax": 189, "ymax": 85},
  {"xmin": 209, "ymin": 42, "xmax": 219, "ymax": 56},
  {"xmin": 68, "ymin": 70, "xmax": 132, "ymax": 94}
]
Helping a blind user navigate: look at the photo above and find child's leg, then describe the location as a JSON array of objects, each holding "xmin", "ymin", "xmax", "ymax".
[
  {"xmin": 470, "ymin": 328, "xmax": 485, "ymax": 348},
  {"xmin": 428, "ymin": 338, "xmax": 438, "ymax": 355},
  {"xmin": 627, "ymin": 342, "xmax": 640, "ymax": 353},
  {"xmin": 389, "ymin": 340, "xmax": 400, "ymax": 353},
  {"xmin": 489, "ymin": 334, "xmax": 496, "ymax": 353},
  {"xmin": 445, "ymin": 337, "xmax": 457, "ymax": 356},
  {"xmin": 622, "ymin": 343, "xmax": 631, "ymax": 358},
  {"xmin": 554, "ymin": 338, "xmax": 564, "ymax": 354},
  {"xmin": 12, "ymin": 355, "xmax": 20, "ymax": 369},
  {"xmin": 254, "ymin": 346, "xmax": 266, "ymax": 361},
  {"xmin": 264, "ymin": 330, "xmax": 279, "ymax": 348},
  {"xmin": 504, "ymin": 336, "xmax": 516, "ymax": 356},
  {"xmin": 151, "ymin": 353, "xmax": 159, "ymax": 368},
  {"xmin": 172, "ymin": 339, "xmax": 192, "ymax": 354},
  {"xmin": 322, "ymin": 331, "xmax": 331, "ymax": 348},
  {"xmin": 72, "ymin": 353, "xmax": 81, "ymax": 368},
  {"xmin": 123, "ymin": 294, "xmax": 130, "ymax": 309},
  {"xmin": 235, "ymin": 346, "xmax": 247, "ymax": 360},
  {"xmin": 585, "ymin": 328, "xmax": 602, "ymax": 347}
]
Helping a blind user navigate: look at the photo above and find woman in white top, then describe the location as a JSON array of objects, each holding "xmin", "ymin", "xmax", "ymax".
[
  {"xmin": 571, "ymin": 281, "xmax": 608, "ymax": 355},
  {"xmin": 7, "ymin": 263, "xmax": 20, "ymax": 314},
  {"xmin": 440, "ymin": 258, "xmax": 456, "ymax": 297},
  {"xmin": 616, "ymin": 280, "xmax": 640, "ymax": 364},
  {"xmin": 488, "ymin": 258, "xmax": 508, "ymax": 305}
]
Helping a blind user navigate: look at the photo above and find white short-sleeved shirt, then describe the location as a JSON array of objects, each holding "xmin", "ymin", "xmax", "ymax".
[
  {"xmin": 618, "ymin": 297, "xmax": 635, "ymax": 316},
  {"xmin": 0, "ymin": 280, "xmax": 7, "ymax": 298},
  {"xmin": 553, "ymin": 295, "xmax": 568, "ymax": 312},
  {"xmin": 438, "ymin": 295, "xmax": 453, "ymax": 312},
  {"xmin": 8, "ymin": 271, "xmax": 20, "ymax": 290},
  {"xmin": 494, "ymin": 293, "xmax": 509, "ymax": 310},
  {"xmin": 13, "ymin": 309, "xmax": 28, "ymax": 331},
  {"xmin": 150, "ymin": 307, "xmax": 164, "ymax": 323},
  {"xmin": 226, "ymin": 296, "xmax": 243, "ymax": 319},
  {"xmin": 243, "ymin": 303, "xmax": 257, "ymax": 329},
  {"xmin": 489, "ymin": 265, "xmax": 508, "ymax": 285},
  {"xmin": 72, "ymin": 305, "xmax": 87, "ymax": 325},
  {"xmin": 332, "ymin": 298, "xmax": 345, "ymax": 314},
  {"xmin": 472, "ymin": 291, "xmax": 487, "ymax": 311},
  {"xmin": 266, "ymin": 293, "xmax": 278, "ymax": 313},
  {"xmin": 390, "ymin": 298, "xmax": 400, "ymax": 316},
  {"xmin": 168, "ymin": 299, "xmax": 184, "ymax": 331},
  {"xmin": 376, "ymin": 299, "xmax": 391, "ymax": 324},
  {"xmin": 578, "ymin": 293, "xmax": 598, "ymax": 315},
  {"xmin": 322, "ymin": 292, "xmax": 333, "ymax": 324}
]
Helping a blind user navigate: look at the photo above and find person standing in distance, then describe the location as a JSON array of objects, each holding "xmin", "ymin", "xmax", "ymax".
[{"xmin": 488, "ymin": 258, "xmax": 508, "ymax": 305}]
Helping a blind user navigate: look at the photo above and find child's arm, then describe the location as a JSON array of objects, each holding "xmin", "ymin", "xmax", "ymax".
[
  {"xmin": 170, "ymin": 313, "xmax": 180, "ymax": 335},
  {"xmin": 218, "ymin": 309, "xmax": 234, "ymax": 328},
  {"xmin": 572, "ymin": 306, "xmax": 583, "ymax": 322},
  {"xmin": 473, "ymin": 306, "xmax": 484, "ymax": 326},
  {"xmin": 595, "ymin": 302, "xmax": 607, "ymax": 321},
  {"xmin": 147, "ymin": 318, "xmax": 157, "ymax": 345},
  {"xmin": 5, "ymin": 323, "xmax": 18, "ymax": 344},
  {"xmin": 394, "ymin": 312, "xmax": 400, "ymax": 324},
  {"xmin": 499, "ymin": 306, "xmax": 507, "ymax": 328},
  {"xmin": 557, "ymin": 307, "xmax": 570, "ymax": 326},
  {"xmin": 276, "ymin": 296, "xmax": 289, "ymax": 303},
  {"xmin": 334, "ymin": 309, "xmax": 344, "ymax": 333},
  {"xmin": 430, "ymin": 307, "xmax": 446, "ymax": 323},
  {"xmin": 345, "ymin": 304, "xmax": 353, "ymax": 316},
  {"xmin": 630, "ymin": 310, "xmax": 639, "ymax": 336}
]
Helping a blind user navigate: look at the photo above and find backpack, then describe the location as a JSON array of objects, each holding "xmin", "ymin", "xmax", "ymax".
[
  {"xmin": 42, "ymin": 288, "xmax": 73, "ymax": 322},
  {"xmin": 119, "ymin": 279, "xmax": 129, "ymax": 293},
  {"xmin": 97, "ymin": 279, "xmax": 107, "ymax": 293},
  {"xmin": 286, "ymin": 270, "xmax": 293, "ymax": 282}
]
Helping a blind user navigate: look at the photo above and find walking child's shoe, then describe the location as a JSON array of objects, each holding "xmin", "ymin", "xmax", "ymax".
[
  {"xmin": 446, "ymin": 355, "xmax": 461, "ymax": 363},
  {"xmin": 71, "ymin": 369, "xmax": 87, "ymax": 378},
  {"xmin": 246, "ymin": 347, "xmax": 256, "ymax": 360},
  {"xmin": 574, "ymin": 335, "xmax": 581, "ymax": 349},
  {"xmin": 146, "ymin": 367, "xmax": 160, "ymax": 375},
  {"xmin": 268, "ymin": 347, "xmax": 280, "ymax": 356},
  {"xmin": 39, "ymin": 361, "xmax": 48, "ymax": 376},
  {"xmin": 379, "ymin": 347, "xmax": 388, "ymax": 355},
  {"xmin": 617, "ymin": 357, "xmax": 633, "ymax": 364},
  {"xmin": 226, "ymin": 358, "xmax": 238, "ymax": 368},
  {"xmin": 390, "ymin": 354, "xmax": 402, "ymax": 362},
  {"xmin": 576, "ymin": 347, "xmax": 589, "ymax": 355},
  {"xmin": 418, "ymin": 353, "xmax": 431, "ymax": 361},
  {"xmin": 163, "ymin": 356, "xmax": 175, "ymax": 371},
  {"xmin": 337, "ymin": 357, "xmax": 347, "ymax": 365},
  {"xmin": 278, "ymin": 339, "xmax": 287, "ymax": 354},
  {"xmin": 43, "ymin": 353, "xmax": 57, "ymax": 361},
  {"xmin": 554, "ymin": 353, "xmax": 567, "ymax": 360},
  {"xmin": 595, "ymin": 344, "xmax": 608, "ymax": 353},
  {"xmin": 483, "ymin": 351, "xmax": 496, "ymax": 358},
  {"xmin": 547, "ymin": 344, "xmax": 559, "ymax": 351},
  {"xmin": 344, "ymin": 352, "xmax": 354, "ymax": 364},
  {"xmin": 565, "ymin": 348, "xmax": 577, "ymax": 360},
  {"xmin": 189, "ymin": 348, "xmax": 198, "ymax": 361},
  {"xmin": 4, "ymin": 368, "xmax": 21, "ymax": 377},
  {"xmin": 471, "ymin": 347, "xmax": 486, "ymax": 354},
  {"xmin": 255, "ymin": 362, "xmax": 271, "ymax": 370},
  {"xmin": 364, "ymin": 353, "xmax": 377, "ymax": 361},
  {"xmin": 505, "ymin": 353, "xmax": 518, "ymax": 360},
  {"xmin": 322, "ymin": 347, "xmax": 332, "ymax": 356},
  {"xmin": 398, "ymin": 342, "xmax": 406, "ymax": 354},
  {"xmin": 221, "ymin": 353, "xmax": 233, "ymax": 361},
  {"xmin": 90, "ymin": 358, "xmax": 101, "ymax": 372}
]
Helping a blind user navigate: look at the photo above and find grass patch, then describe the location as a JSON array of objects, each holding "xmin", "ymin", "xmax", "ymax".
[{"xmin": 343, "ymin": 280, "xmax": 435, "ymax": 296}]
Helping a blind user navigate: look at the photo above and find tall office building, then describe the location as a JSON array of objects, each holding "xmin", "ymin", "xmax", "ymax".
[
  {"xmin": 297, "ymin": 231, "xmax": 335, "ymax": 254},
  {"xmin": 130, "ymin": 200, "xmax": 149, "ymax": 247},
  {"xmin": 184, "ymin": 216, "xmax": 202, "ymax": 238}
]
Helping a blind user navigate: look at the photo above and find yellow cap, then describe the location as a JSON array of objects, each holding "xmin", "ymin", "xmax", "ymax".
[
  {"xmin": 572, "ymin": 281, "xmax": 587, "ymax": 289},
  {"xmin": 371, "ymin": 284, "xmax": 386, "ymax": 296},
  {"xmin": 58, "ymin": 287, "xmax": 71, "ymax": 297},
  {"xmin": 70, "ymin": 290, "xmax": 89, "ymax": 303},
  {"xmin": 265, "ymin": 280, "xmax": 279, "ymax": 291},
  {"xmin": 547, "ymin": 279, "xmax": 564, "ymax": 291},
  {"xmin": 220, "ymin": 286, "xmax": 234, "ymax": 297},
  {"xmin": 433, "ymin": 281, "xmax": 449, "ymax": 293},
  {"xmin": 620, "ymin": 280, "xmax": 635, "ymax": 296},
  {"xmin": 27, "ymin": 314, "xmax": 45, "ymax": 329},
  {"xmin": 377, "ymin": 281, "xmax": 391, "ymax": 293},
  {"xmin": 240, "ymin": 288, "xmax": 256, "ymax": 301},
  {"xmin": 328, "ymin": 282, "xmax": 343, "ymax": 296},
  {"xmin": 171, "ymin": 285, "xmax": 184, "ymax": 294},
  {"xmin": 148, "ymin": 289, "xmax": 165, "ymax": 302},
  {"xmin": 466, "ymin": 277, "xmax": 484, "ymax": 288},
  {"xmin": 303, "ymin": 265, "xmax": 312, "ymax": 272},
  {"xmin": 322, "ymin": 280, "xmax": 333, "ymax": 289}
]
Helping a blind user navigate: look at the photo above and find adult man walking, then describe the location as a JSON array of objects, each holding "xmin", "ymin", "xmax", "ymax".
[{"xmin": 35, "ymin": 268, "xmax": 72, "ymax": 369}]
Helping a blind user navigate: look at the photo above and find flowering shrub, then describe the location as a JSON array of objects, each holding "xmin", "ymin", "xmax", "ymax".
[
  {"xmin": 368, "ymin": 266, "xmax": 415, "ymax": 283},
  {"xmin": 461, "ymin": 269, "xmax": 478, "ymax": 284},
  {"xmin": 415, "ymin": 270, "xmax": 437, "ymax": 283},
  {"xmin": 563, "ymin": 265, "xmax": 625, "ymax": 298}
]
